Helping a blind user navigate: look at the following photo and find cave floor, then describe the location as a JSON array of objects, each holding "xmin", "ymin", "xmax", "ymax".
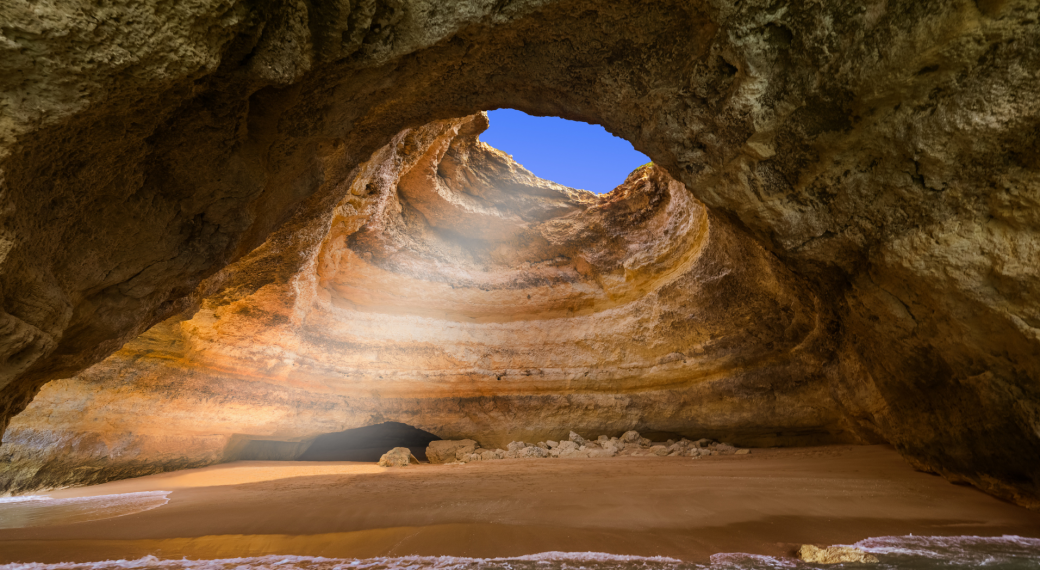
[{"xmin": 1, "ymin": 445, "xmax": 1038, "ymax": 563}]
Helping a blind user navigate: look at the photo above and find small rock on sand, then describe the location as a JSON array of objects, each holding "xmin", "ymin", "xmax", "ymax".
[
  {"xmin": 378, "ymin": 447, "xmax": 419, "ymax": 467},
  {"xmin": 797, "ymin": 545, "xmax": 879, "ymax": 564}
]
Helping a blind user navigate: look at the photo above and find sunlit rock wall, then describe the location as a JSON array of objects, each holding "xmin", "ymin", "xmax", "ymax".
[{"xmin": 1, "ymin": 115, "xmax": 859, "ymax": 493}]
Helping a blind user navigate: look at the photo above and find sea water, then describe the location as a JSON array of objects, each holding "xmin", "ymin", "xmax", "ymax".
[
  {"xmin": 1, "ymin": 537, "xmax": 1038, "ymax": 570},
  {"xmin": 0, "ymin": 491, "xmax": 170, "ymax": 529}
]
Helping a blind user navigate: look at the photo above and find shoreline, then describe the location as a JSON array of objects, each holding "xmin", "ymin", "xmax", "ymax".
[{"xmin": 1, "ymin": 445, "xmax": 1038, "ymax": 564}]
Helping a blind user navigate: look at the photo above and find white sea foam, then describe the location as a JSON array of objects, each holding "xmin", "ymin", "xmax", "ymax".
[
  {"xmin": 855, "ymin": 534, "xmax": 1040, "ymax": 565},
  {"xmin": 707, "ymin": 553, "xmax": 795, "ymax": 569},
  {"xmin": 0, "ymin": 495, "xmax": 51, "ymax": 504},
  {"xmin": 0, "ymin": 491, "xmax": 170, "ymax": 529},
  {"xmin": 3, "ymin": 537, "xmax": 1040, "ymax": 570},
  {"xmin": 0, "ymin": 553, "xmax": 695, "ymax": 570}
]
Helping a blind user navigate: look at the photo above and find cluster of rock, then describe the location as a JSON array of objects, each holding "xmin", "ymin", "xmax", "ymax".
[{"xmin": 425, "ymin": 431, "xmax": 750, "ymax": 464}]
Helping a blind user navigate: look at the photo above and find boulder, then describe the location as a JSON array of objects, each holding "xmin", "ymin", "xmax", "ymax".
[
  {"xmin": 507, "ymin": 441, "xmax": 528, "ymax": 452},
  {"xmin": 649, "ymin": 445, "xmax": 670, "ymax": 457},
  {"xmin": 568, "ymin": 431, "xmax": 587, "ymax": 446},
  {"xmin": 378, "ymin": 447, "xmax": 419, "ymax": 468},
  {"xmin": 557, "ymin": 440, "xmax": 579, "ymax": 452},
  {"xmin": 620, "ymin": 430, "xmax": 642, "ymax": 444},
  {"xmin": 519, "ymin": 446, "xmax": 549, "ymax": 459},
  {"xmin": 426, "ymin": 439, "xmax": 478, "ymax": 464},
  {"xmin": 716, "ymin": 443, "xmax": 738, "ymax": 455},
  {"xmin": 797, "ymin": 545, "xmax": 879, "ymax": 564}
]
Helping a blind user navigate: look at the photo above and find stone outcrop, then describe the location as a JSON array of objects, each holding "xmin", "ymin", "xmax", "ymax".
[{"xmin": 0, "ymin": 0, "xmax": 1038, "ymax": 506}]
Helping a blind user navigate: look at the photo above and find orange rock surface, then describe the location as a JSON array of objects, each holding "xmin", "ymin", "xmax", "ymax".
[{"xmin": 2, "ymin": 116, "xmax": 858, "ymax": 493}]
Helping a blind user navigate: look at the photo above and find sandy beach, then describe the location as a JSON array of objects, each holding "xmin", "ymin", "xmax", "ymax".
[{"xmin": 1, "ymin": 445, "xmax": 1038, "ymax": 564}]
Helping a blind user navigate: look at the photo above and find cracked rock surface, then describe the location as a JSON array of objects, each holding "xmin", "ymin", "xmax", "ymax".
[{"xmin": 0, "ymin": 0, "xmax": 1038, "ymax": 506}]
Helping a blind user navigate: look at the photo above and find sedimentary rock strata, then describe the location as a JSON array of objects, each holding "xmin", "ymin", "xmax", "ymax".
[
  {"xmin": 2, "ymin": 115, "xmax": 849, "ymax": 493},
  {"xmin": 0, "ymin": 0, "xmax": 1038, "ymax": 507}
]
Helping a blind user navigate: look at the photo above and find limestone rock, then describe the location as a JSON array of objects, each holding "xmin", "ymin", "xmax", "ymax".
[
  {"xmin": 568, "ymin": 431, "xmax": 587, "ymax": 446},
  {"xmin": 426, "ymin": 440, "xmax": 478, "ymax": 464},
  {"xmin": 519, "ymin": 446, "xmax": 549, "ymax": 459},
  {"xmin": 620, "ymin": 431, "xmax": 642, "ymax": 444},
  {"xmin": 479, "ymin": 449, "xmax": 505, "ymax": 461},
  {"xmin": 378, "ymin": 447, "xmax": 418, "ymax": 468},
  {"xmin": 797, "ymin": 545, "xmax": 879, "ymax": 564},
  {"xmin": 715, "ymin": 444, "xmax": 738, "ymax": 456},
  {"xmin": 557, "ymin": 441, "xmax": 580, "ymax": 453}
]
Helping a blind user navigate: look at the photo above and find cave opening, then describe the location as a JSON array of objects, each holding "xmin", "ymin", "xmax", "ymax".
[
  {"xmin": 479, "ymin": 109, "xmax": 650, "ymax": 194},
  {"xmin": 231, "ymin": 422, "xmax": 441, "ymax": 463}
]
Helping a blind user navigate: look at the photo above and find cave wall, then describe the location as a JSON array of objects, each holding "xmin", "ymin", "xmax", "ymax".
[
  {"xmin": 2, "ymin": 115, "xmax": 858, "ymax": 494},
  {"xmin": 0, "ymin": 0, "xmax": 1038, "ymax": 506}
]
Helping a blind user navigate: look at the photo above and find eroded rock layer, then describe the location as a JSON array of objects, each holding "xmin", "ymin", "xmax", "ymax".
[
  {"xmin": 2, "ymin": 116, "xmax": 857, "ymax": 494},
  {"xmin": 0, "ymin": 0, "xmax": 1038, "ymax": 506}
]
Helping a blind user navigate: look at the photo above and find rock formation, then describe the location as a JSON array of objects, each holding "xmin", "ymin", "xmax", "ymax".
[
  {"xmin": 377, "ymin": 447, "xmax": 419, "ymax": 468},
  {"xmin": 429, "ymin": 431, "xmax": 750, "ymax": 463},
  {"xmin": 0, "ymin": 0, "xmax": 1038, "ymax": 507},
  {"xmin": 1, "ymin": 115, "xmax": 847, "ymax": 493},
  {"xmin": 798, "ymin": 545, "xmax": 880, "ymax": 565}
]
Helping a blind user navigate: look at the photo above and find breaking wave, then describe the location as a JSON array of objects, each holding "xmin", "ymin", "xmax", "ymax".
[
  {"xmin": 1, "ymin": 536, "xmax": 1038, "ymax": 569},
  {"xmin": 0, "ymin": 491, "xmax": 170, "ymax": 529}
]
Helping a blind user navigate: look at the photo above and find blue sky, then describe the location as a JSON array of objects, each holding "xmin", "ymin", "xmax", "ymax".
[{"xmin": 480, "ymin": 109, "xmax": 650, "ymax": 194}]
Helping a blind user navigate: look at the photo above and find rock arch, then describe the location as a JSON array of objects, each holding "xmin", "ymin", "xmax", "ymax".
[{"xmin": 0, "ymin": 0, "xmax": 1037, "ymax": 506}]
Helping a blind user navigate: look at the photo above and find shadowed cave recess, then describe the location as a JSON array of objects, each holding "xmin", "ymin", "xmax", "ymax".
[{"xmin": 0, "ymin": 0, "xmax": 1038, "ymax": 512}]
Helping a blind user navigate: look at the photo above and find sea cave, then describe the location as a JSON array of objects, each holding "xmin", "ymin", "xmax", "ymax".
[{"xmin": 0, "ymin": 1, "xmax": 1039, "ymax": 567}]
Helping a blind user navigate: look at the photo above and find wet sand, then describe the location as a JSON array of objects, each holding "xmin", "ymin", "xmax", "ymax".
[{"xmin": 1, "ymin": 445, "xmax": 1038, "ymax": 563}]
